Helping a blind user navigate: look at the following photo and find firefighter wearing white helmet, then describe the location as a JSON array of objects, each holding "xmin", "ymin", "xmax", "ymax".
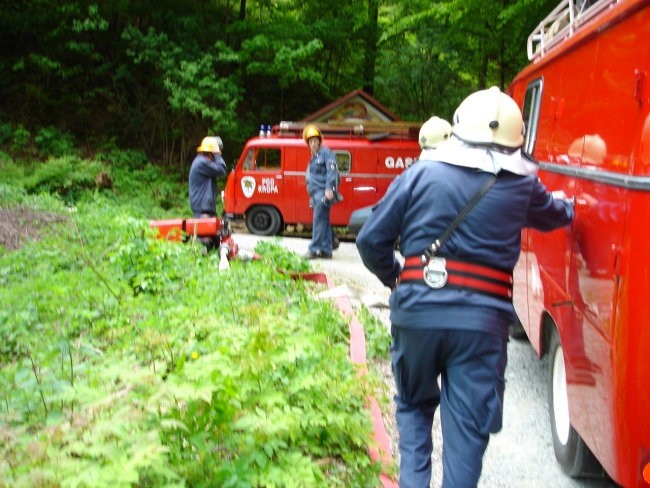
[
  {"xmin": 452, "ymin": 85, "xmax": 525, "ymax": 149},
  {"xmin": 426, "ymin": 86, "xmax": 538, "ymax": 176},
  {"xmin": 302, "ymin": 124, "xmax": 341, "ymax": 259},
  {"xmin": 418, "ymin": 116, "xmax": 452, "ymax": 164},
  {"xmin": 356, "ymin": 86, "xmax": 574, "ymax": 487},
  {"xmin": 419, "ymin": 116, "xmax": 452, "ymax": 149},
  {"xmin": 189, "ymin": 135, "xmax": 227, "ymax": 218}
]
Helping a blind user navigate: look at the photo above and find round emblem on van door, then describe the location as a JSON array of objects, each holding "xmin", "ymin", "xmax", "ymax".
[{"xmin": 241, "ymin": 176, "xmax": 256, "ymax": 198}]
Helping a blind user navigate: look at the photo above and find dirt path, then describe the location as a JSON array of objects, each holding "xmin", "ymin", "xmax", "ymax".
[{"xmin": 0, "ymin": 208, "xmax": 67, "ymax": 251}]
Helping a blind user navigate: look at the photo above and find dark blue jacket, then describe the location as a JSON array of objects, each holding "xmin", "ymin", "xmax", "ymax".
[
  {"xmin": 306, "ymin": 146, "xmax": 340, "ymax": 204},
  {"xmin": 356, "ymin": 159, "xmax": 574, "ymax": 337},
  {"xmin": 189, "ymin": 153, "xmax": 227, "ymax": 217}
]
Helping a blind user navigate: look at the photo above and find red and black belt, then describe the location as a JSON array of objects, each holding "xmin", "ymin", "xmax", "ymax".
[{"xmin": 399, "ymin": 256, "xmax": 513, "ymax": 301}]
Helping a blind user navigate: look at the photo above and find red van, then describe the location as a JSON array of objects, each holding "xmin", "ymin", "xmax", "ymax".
[
  {"xmin": 508, "ymin": 0, "xmax": 650, "ymax": 486},
  {"xmin": 222, "ymin": 122, "xmax": 421, "ymax": 235}
]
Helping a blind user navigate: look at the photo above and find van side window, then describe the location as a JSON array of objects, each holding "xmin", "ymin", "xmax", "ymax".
[
  {"xmin": 522, "ymin": 79, "xmax": 543, "ymax": 154},
  {"xmin": 244, "ymin": 148, "xmax": 282, "ymax": 171},
  {"xmin": 242, "ymin": 149, "xmax": 256, "ymax": 170},
  {"xmin": 334, "ymin": 151, "xmax": 351, "ymax": 174}
]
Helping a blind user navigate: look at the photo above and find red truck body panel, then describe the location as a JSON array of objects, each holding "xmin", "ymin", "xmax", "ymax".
[{"xmin": 508, "ymin": 0, "xmax": 650, "ymax": 485}]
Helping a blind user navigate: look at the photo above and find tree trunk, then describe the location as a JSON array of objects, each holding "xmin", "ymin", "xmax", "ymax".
[
  {"xmin": 239, "ymin": 0, "xmax": 246, "ymax": 21},
  {"xmin": 363, "ymin": 0, "xmax": 379, "ymax": 95}
]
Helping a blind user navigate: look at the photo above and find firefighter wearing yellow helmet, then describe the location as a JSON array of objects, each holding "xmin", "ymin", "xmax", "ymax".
[
  {"xmin": 302, "ymin": 123, "xmax": 323, "ymax": 143},
  {"xmin": 302, "ymin": 124, "xmax": 341, "ymax": 259},
  {"xmin": 189, "ymin": 136, "xmax": 227, "ymax": 218},
  {"xmin": 356, "ymin": 86, "xmax": 574, "ymax": 487}
]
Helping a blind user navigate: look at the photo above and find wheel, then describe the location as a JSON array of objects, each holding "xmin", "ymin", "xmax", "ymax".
[
  {"xmin": 245, "ymin": 206, "xmax": 282, "ymax": 236},
  {"xmin": 548, "ymin": 327, "xmax": 603, "ymax": 477},
  {"xmin": 509, "ymin": 316, "xmax": 528, "ymax": 340}
]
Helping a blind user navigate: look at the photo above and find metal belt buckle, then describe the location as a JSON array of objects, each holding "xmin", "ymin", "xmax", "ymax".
[{"xmin": 423, "ymin": 256, "xmax": 448, "ymax": 289}]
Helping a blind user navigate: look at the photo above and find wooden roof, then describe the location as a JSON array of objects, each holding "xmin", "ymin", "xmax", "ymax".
[{"xmin": 300, "ymin": 89, "xmax": 401, "ymax": 124}]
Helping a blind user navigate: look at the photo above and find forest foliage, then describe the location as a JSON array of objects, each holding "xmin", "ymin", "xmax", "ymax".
[{"xmin": 0, "ymin": 0, "xmax": 558, "ymax": 174}]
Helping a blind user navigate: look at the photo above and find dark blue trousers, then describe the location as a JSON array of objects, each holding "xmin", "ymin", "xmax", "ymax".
[
  {"xmin": 309, "ymin": 197, "xmax": 333, "ymax": 256},
  {"xmin": 390, "ymin": 326, "xmax": 508, "ymax": 488}
]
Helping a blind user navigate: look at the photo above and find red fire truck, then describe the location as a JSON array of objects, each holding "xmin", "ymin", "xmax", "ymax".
[
  {"xmin": 508, "ymin": 0, "xmax": 650, "ymax": 485},
  {"xmin": 222, "ymin": 121, "xmax": 421, "ymax": 235}
]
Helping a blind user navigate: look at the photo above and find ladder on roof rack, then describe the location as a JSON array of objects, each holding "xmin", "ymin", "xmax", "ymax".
[
  {"xmin": 276, "ymin": 120, "xmax": 421, "ymax": 139},
  {"xmin": 527, "ymin": 0, "xmax": 618, "ymax": 60}
]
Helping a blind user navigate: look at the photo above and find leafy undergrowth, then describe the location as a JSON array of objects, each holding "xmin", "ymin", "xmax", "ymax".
[{"xmin": 0, "ymin": 187, "xmax": 389, "ymax": 487}]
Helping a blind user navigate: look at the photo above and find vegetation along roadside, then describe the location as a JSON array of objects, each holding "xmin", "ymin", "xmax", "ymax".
[{"xmin": 0, "ymin": 150, "xmax": 393, "ymax": 487}]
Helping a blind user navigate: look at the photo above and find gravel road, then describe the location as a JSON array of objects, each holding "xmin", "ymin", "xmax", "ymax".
[{"xmin": 231, "ymin": 231, "xmax": 619, "ymax": 488}]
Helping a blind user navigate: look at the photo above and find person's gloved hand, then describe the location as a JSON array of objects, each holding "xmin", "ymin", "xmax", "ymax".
[
  {"xmin": 214, "ymin": 136, "xmax": 224, "ymax": 154},
  {"xmin": 551, "ymin": 190, "xmax": 575, "ymax": 206},
  {"xmin": 383, "ymin": 260, "xmax": 403, "ymax": 290}
]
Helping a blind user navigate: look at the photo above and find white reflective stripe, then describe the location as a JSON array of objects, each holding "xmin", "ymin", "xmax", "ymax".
[{"xmin": 284, "ymin": 171, "xmax": 396, "ymax": 180}]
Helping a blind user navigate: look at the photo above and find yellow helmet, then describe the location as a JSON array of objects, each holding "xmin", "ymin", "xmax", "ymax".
[
  {"xmin": 197, "ymin": 136, "xmax": 223, "ymax": 154},
  {"xmin": 302, "ymin": 124, "xmax": 322, "ymax": 143},
  {"xmin": 452, "ymin": 86, "xmax": 525, "ymax": 149},
  {"xmin": 419, "ymin": 116, "xmax": 452, "ymax": 149}
]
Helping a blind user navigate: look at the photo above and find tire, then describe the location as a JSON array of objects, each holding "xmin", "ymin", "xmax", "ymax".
[
  {"xmin": 509, "ymin": 316, "xmax": 528, "ymax": 340},
  {"xmin": 548, "ymin": 327, "xmax": 603, "ymax": 478},
  {"xmin": 245, "ymin": 206, "xmax": 282, "ymax": 236}
]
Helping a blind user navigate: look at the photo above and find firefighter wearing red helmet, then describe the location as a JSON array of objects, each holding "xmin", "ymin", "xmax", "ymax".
[
  {"xmin": 356, "ymin": 87, "xmax": 574, "ymax": 487},
  {"xmin": 189, "ymin": 136, "xmax": 227, "ymax": 218},
  {"xmin": 302, "ymin": 124, "xmax": 341, "ymax": 259}
]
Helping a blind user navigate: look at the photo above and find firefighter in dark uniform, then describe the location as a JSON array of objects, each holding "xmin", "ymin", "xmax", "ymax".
[
  {"xmin": 189, "ymin": 136, "xmax": 227, "ymax": 218},
  {"xmin": 356, "ymin": 87, "xmax": 574, "ymax": 488},
  {"xmin": 418, "ymin": 116, "xmax": 452, "ymax": 155},
  {"xmin": 302, "ymin": 124, "xmax": 341, "ymax": 259}
]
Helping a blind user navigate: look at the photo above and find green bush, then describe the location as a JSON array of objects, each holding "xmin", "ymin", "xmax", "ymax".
[
  {"xmin": 0, "ymin": 122, "xmax": 12, "ymax": 146},
  {"xmin": 0, "ymin": 186, "xmax": 390, "ymax": 487},
  {"xmin": 23, "ymin": 155, "xmax": 104, "ymax": 204},
  {"xmin": 34, "ymin": 126, "xmax": 77, "ymax": 157},
  {"xmin": 98, "ymin": 147, "xmax": 149, "ymax": 171},
  {"xmin": 9, "ymin": 125, "xmax": 34, "ymax": 159},
  {"xmin": 0, "ymin": 123, "xmax": 76, "ymax": 160},
  {"xmin": 0, "ymin": 155, "xmax": 24, "ymax": 186}
]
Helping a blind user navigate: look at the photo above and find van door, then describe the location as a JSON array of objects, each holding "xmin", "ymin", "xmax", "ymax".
[
  {"xmin": 349, "ymin": 147, "xmax": 380, "ymax": 212},
  {"xmin": 292, "ymin": 148, "xmax": 354, "ymax": 228},
  {"xmin": 287, "ymin": 145, "xmax": 312, "ymax": 227},
  {"xmin": 373, "ymin": 146, "xmax": 415, "ymax": 206},
  {"xmin": 330, "ymin": 150, "xmax": 352, "ymax": 226},
  {"xmin": 514, "ymin": 76, "xmax": 580, "ymax": 354},
  {"xmin": 238, "ymin": 146, "xmax": 285, "ymax": 235}
]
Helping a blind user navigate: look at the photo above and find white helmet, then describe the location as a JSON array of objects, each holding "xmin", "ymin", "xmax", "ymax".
[
  {"xmin": 452, "ymin": 86, "xmax": 525, "ymax": 149},
  {"xmin": 419, "ymin": 116, "xmax": 452, "ymax": 149}
]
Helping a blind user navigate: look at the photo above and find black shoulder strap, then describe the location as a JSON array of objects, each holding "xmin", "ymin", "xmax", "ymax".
[{"xmin": 423, "ymin": 174, "xmax": 497, "ymax": 259}]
